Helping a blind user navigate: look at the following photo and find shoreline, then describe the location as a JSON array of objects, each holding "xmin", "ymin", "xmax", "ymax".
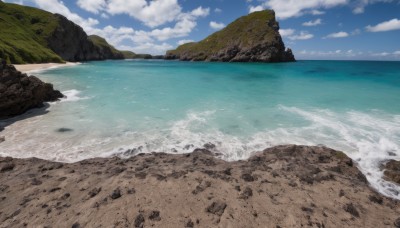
[
  {"xmin": 0, "ymin": 145, "xmax": 399, "ymax": 227},
  {"xmin": 14, "ymin": 62, "xmax": 80, "ymax": 73}
]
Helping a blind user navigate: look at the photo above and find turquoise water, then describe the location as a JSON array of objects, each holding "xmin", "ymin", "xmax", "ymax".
[{"xmin": 1, "ymin": 60, "xmax": 400, "ymax": 198}]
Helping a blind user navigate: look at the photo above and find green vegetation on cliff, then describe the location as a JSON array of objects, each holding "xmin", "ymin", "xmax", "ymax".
[
  {"xmin": 88, "ymin": 35, "xmax": 122, "ymax": 57},
  {"xmin": 0, "ymin": 2, "xmax": 63, "ymax": 64},
  {"xmin": 166, "ymin": 10, "xmax": 294, "ymax": 62},
  {"xmin": 0, "ymin": 2, "xmax": 145, "ymax": 64}
]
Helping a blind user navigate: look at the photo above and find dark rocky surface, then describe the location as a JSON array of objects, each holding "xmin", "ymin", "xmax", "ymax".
[
  {"xmin": 0, "ymin": 145, "xmax": 399, "ymax": 227},
  {"xmin": 383, "ymin": 160, "xmax": 400, "ymax": 184},
  {"xmin": 0, "ymin": 65, "xmax": 63, "ymax": 119}
]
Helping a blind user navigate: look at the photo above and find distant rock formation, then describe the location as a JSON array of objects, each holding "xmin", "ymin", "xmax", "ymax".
[
  {"xmin": 165, "ymin": 10, "xmax": 295, "ymax": 62},
  {"xmin": 0, "ymin": 65, "xmax": 63, "ymax": 119}
]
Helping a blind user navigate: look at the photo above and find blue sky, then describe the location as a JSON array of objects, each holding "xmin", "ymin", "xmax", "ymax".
[{"xmin": 4, "ymin": 0, "xmax": 400, "ymax": 60}]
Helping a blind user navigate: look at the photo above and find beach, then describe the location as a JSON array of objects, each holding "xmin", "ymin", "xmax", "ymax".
[{"xmin": 14, "ymin": 62, "xmax": 79, "ymax": 73}]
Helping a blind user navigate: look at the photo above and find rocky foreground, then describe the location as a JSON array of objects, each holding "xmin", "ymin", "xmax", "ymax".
[
  {"xmin": 0, "ymin": 65, "xmax": 63, "ymax": 119},
  {"xmin": 1, "ymin": 145, "xmax": 399, "ymax": 228}
]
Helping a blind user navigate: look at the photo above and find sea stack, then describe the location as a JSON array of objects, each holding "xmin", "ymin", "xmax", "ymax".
[{"xmin": 165, "ymin": 10, "xmax": 295, "ymax": 62}]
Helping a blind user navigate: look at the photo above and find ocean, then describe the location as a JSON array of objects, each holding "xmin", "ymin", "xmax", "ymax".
[{"xmin": 1, "ymin": 60, "xmax": 399, "ymax": 199}]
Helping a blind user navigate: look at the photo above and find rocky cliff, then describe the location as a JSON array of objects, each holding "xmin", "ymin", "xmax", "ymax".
[
  {"xmin": 165, "ymin": 10, "xmax": 295, "ymax": 62},
  {"xmin": 0, "ymin": 2, "xmax": 124, "ymax": 63},
  {"xmin": 0, "ymin": 65, "xmax": 63, "ymax": 119},
  {"xmin": 0, "ymin": 145, "xmax": 399, "ymax": 227},
  {"xmin": 47, "ymin": 15, "xmax": 124, "ymax": 62}
]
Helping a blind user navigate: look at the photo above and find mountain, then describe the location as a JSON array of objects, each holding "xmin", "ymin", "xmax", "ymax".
[
  {"xmin": 165, "ymin": 10, "xmax": 295, "ymax": 62},
  {"xmin": 0, "ymin": 2, "xmax": 123, "ymax": 64}
]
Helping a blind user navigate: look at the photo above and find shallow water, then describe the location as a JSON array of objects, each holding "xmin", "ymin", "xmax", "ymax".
[{"xmin": 1, "ymin": 60, "xmax": 400, "ymax": 199}]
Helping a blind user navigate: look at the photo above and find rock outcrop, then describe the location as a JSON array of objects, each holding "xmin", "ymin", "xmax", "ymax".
[
  {"xmin": 0, "ymin": 65, "xmax": 63, "ymax": 119},
  {"xmin": 0, "ymin": 145, "xmax": 399, "ymax": 227},
  {"xmin": 165, "ymin": 10, "xmax": 295, "ymax": 62},
  {"xmin": 46, "ymin": 15, "xmax": 124, "ymax": 62}
]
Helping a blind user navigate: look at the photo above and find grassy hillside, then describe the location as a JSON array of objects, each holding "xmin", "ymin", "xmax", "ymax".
[
  {"xmin": 166, "ymin": 10, "xmax": 276, "ymax": 59},
  {"xmin": 0, "ymin": 2, "xmax": 63, "ymax": 64},
  {"xmin": 88, "ymin": 35, "xmax": 122, "ymax": 57},
  {"xmin": 121, "ymin": 51, "xmax": 153, "ymax": 59}
]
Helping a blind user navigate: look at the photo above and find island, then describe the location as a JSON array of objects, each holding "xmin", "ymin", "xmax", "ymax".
[{"xmin": 165, "ymin": 10, "xmax": 295, "ymax": 62}]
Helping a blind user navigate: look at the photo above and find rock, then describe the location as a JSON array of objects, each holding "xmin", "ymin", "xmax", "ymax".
[
  {"xmin": 57, "ymin": 128, "xmax": 73, "ymax": 133},
  {"xmin": 110, "ymin": 188, "xmax": 121, "ymax": 199},
  {"xmin": 241, "ymin": 173, "xmax": 255, "ymax": 182},
  {"xmin": 368, "ymin": 195, "xmax": 383, "ymax": 204},
  {"xmin": 0, "ymin": 136, "xmax": 4, "ymax": 143},
  {"xmin": 148, "ymin": 211, "xmax": 161, "ymax": 221},
  {"xmin": 31, "ymin": 178, "xmax": 42, "ymax": 186},
  {"xmin": 71, "ymin": 222, "xmax": 80, "ymax": 228},
  {"xmin": 134, "ymin": 214, "xmax": 145, "ymax": 228},
  {"xmin": 239, "ymin": 187, "xmax": 253, "ymax": 199},
  {"xmin": 185, "ymin": 219, "xmax": 194, "ymax": 228},
  {"xmin": 394, "ymin": 217, "xmax": 400, "ymax": 228},
  {"xmin": 0, "ymin": 65, "xmax": 63, "ymax": 119},
  {"xmin": 383, "ymin": 160, "xmax": 400, "ymax": 184},
  {"xmin": 203, "ymin": 143, "xmax": 216, "ymax": 150},
  {"xmin": 206, "ymin": 201, "xmax": 227, "ymax": 216},
  {"xmin": 0, "ymin": 162, "xmax": 15, "ymax": 172},
  {"xmin": 344, "ymin": 203, "xmax": 360, "ymax": 218},
  {"xmin": 165, "ymin": 10, "xmax": 295, "ymax": 63}
]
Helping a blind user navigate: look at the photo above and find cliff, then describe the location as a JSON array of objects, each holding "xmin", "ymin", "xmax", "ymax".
[
  {"xmin": 165, "ymin": 10, "xmax": 295, "ymax": 62},
  {"xmin": 0, "ymin": 65, "xmax": 63, "ymax": 119},
  {"xmin": 0, "ymin": 145, "xmax": 399, "ymax": 227},
  {"xmin": 0, "ymin": 2, "xmax": 124, "ymax": 64}
]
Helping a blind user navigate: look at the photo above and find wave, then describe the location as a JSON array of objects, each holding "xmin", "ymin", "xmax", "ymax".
[
  {"xmin": 59, "ymin": 89, "xmax": 90, "ymax": 102},
  {"xmin": 0, "ymin": 106, "xmax": 399, "ymax": 199}
]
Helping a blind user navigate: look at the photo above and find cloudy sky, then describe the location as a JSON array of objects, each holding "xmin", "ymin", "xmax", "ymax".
[{"xmin": 4, "ymin": 0, "xmax": 400, "ymax": 60}]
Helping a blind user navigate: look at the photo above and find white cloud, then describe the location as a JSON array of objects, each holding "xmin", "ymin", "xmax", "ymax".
[
  {"xmin": 190, "ymin": 6, "xmax": 210, "ymax": 17},
  {"xmin": 310, "ymin": 10, "xmax": 325, "ymax": 15},
  {"xmin": 394, "ymin": 51, "xmax": 400, "ymax": 55},
  {"xmin": 214, "ymin": 8, "xmax": 222, "ymax": 13},
  {"xmin": 371, "ymin": 52, "xmax": 391, "ymax": 56},
  {"xmin": 119, "ymin": 43, "xmax": 173, "ymax": 55},
  {"xmin": 209, "ymin": 21, "xmax": 226, "ymax": 30},
  {"xmin": 177, "ymin": 39, "xmax": 195, "ymax": 45},
  {"xmin": 249, "ymin": 0, "xmax": 347, "ymax": 19},
  {"xmin": 279, "ymin": 29, "xmax": 295, "ymax": 37},
  {"xmin": 324, "ymin": 31, "xmax": 349, "ymax": 38},
  {"xmin": 249, "ymin": 5, "xmax": 265, "ymax": 13},
  {"xmin": 302, "ymin": 18, "xmax": 322, "ymax": 26},
  {"xmin": 366, "ymin": 18, "xmax": 400, "ymax": 32},
  {"xmin": 352, "ymin": 0, "xmax": 397, "ymax": 14},
  {"xmin": 288, "ymin": 31, "xmax": 314, "ymax": 40},
  {"xmin": 77, "ymin": 0, "xmax": 106, "ymax": 14},
  {"xmin": 248, "ymin": 0, "xmax": 398, "ymax": 18}
]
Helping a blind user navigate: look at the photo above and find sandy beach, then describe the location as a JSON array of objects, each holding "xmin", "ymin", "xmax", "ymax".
[{"xmin": 14, "ymin": 62, "xmax": 79, "ymax": 73}]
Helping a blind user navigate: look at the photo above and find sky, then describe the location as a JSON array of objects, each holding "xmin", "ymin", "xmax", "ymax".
[{"xmin": 4, "ymin": 0, "xmax": 400, "ymax": 60}]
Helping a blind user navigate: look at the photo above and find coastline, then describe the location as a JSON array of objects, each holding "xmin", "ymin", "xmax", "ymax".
[
  {"xmin": 14, "ymin": 62, "xmax": 79, "ymax": 73},
  {"xmin": 0, "ymin": 145, "xmax": 399, "ymax": 227}
]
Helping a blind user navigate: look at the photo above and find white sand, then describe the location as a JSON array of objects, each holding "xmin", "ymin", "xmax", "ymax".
[{"xmin": 14, "ymin": 62, "xmax": 79, "ymax": 73}]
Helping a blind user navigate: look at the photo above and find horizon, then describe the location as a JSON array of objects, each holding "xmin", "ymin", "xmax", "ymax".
[{"xmin": 3, "ymin": 0, "xmax": 400, "ymax": 61}]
